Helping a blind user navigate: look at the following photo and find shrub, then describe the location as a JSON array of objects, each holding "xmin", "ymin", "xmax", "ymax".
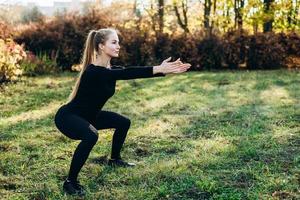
[
  {"xmin": 14, "ymin": 9, "xmax": 108, "ymax": 71},
  {"xmin": 0, "ymin": 38, "xmax": 26, "ymax": 83},
  {"xmin": 0, "ymin": 21, "xmax": 13, "ymax": 40},
  {"xmin": 246, "ymin": 32, "xmax": 286, "ymax": 70},
  {"xmin": 277, "ymin": 31, "xmax": 300, "ymax": 56},
  {"xmin": 196, "ymin": 35, "xmax": 223, "ymax": 70},
  {"xmin": 20, "ymin": 51, "xmax": 59, "ymax": 76},
  {"xmin": 114, "ymin": 28, "xmax": 154, "ymax": 66},
  {"xmin": 153, "ymin": 33, "xmax": 172, "ymax": 63},
  {"xmin": 13, "ymin": 8, "xmax": 300, "ymax": 71},
  {"xmin": 168, "ymin": 34, "xmax": 200, "ymax": 70},
  {"xmin": 276, "ymin": 32, "xmax": 300, "ymax": 68},
  {"xmin": 223, "ymin": 30, "xmax": 249, "ymax": 69},
  {"xmin": 14, "ymin": 21, "xmax": 60, "ymax": 62}
]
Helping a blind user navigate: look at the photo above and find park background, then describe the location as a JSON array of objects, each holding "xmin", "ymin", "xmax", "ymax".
[{"xmin": 0, "ymin": 0, "xmax": 299, "ymax": 199}]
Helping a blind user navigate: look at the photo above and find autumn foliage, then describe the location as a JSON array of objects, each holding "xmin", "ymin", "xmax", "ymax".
[{"xmin": 7, "ymin": 9, "xmax": 300, "ymax": 72}]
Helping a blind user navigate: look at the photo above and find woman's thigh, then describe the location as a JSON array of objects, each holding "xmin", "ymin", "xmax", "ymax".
[
  {"xmin": 92, "ymin": 110, "xmax": 131, "ymax": 130},
  {"xmin": 55, "ymin": 109, "xmax": 98, "ymax": 140}
]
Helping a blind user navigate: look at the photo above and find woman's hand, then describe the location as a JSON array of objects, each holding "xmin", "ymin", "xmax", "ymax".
[{"xmin": 153, "ymin": 57, "xmax": 191, "ymax": 75}]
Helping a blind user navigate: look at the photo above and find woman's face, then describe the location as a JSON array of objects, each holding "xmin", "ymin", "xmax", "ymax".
[{"xmin": 99, "ymin": 32, "xmax": 120, "ymax": 58}]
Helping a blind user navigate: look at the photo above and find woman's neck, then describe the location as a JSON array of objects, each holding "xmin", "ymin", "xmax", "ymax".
[{"xmin": 92, "ymin": 55, "xmax": 112, "ymax": 68}]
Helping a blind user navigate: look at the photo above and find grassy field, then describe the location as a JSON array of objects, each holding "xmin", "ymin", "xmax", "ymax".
[{"xmin": 0, "ymin": 69, "xmax": 299, "ymax": 200}]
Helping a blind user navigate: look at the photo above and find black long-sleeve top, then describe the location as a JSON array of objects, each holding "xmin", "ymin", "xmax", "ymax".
[{"xmin": 64, "ymin": 64, "xmax": 166, "ymax": 121}]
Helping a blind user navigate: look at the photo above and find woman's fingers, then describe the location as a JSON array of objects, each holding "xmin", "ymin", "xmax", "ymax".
[
  {"xmin": 169, "ymin": 66, "xmax": 189, "ymax": 72},
  {"xmin": 169, "ymin": 63, "xmax": 191, "ymax": 69},
  {"xmin": 172, "ymin": 68, "xmax": 188, "ymax": 73},
  {"xmin": 171, "ymin": 63, "xmax": 191, "ymax": 72},
  {"xmin": 163, "ymin": 57, "xmax": 172, "ymax": 63},
  {"xmin": 169, "ymin": 59, "xmax": 188, "ymax": 65},
  {"xmin": 166, "ymin": 58, "xmax": 180, "ymax": 64},
  {"xmin": 169, "ymin": 61, "xmax": 184, "ymax": 67}
]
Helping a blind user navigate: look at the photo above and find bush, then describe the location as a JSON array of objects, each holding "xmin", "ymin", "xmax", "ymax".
[
  {"xmin": 169, "ymin": 34, "xmax": 200, "ymax": 70},
  {"xmin": 14, "ymin": 21, "xmax": 60, "ymax": 62},
  {"xmin": 0, "ymin": 38, "xmax": 26, "ymax": 83},
  {"xmin": 0, "ymin": 21, "xmax": 13, "ymax": 40},
  {"xmin": 14, "ymin": 9, "xmax": 108, "ymax": 71},
  {"xmin": 13, "ymin": 8, "xmax": 300, "ymax": 71},
  {"xmin": 277, "ymin": 31, "xmax": 300, "ymax": 56},
  {"xmin": 246, "ymin": 32, "xmax": 286, "ymax": 70},
  {"xmin": 114, "ymin": 28, "xmax": 154, "ymax": 66},
  {"xmin": 20, "ymin": 51, "xmax": 59, "ymax": 76},
  {"xmin": 153, "ymin": 33, "xmax": 172, "ymax": 63},
  {"xmin": 197, "ymin": 35, "xmax": 223, "ymax": 70},
  {"xmin": 116, "ymin": 31, "xmax": 200, "ymax": 69},
  {"xmin": 223, "ymin": 30, "xmax": 249, "ymax": 69}
]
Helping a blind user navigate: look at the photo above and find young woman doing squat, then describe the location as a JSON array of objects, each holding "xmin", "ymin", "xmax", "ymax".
[{"xmin": 54, "ymin": 28, "xmax": 191, "ymax": 196}]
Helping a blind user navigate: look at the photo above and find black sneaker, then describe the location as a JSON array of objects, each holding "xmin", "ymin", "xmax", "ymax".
[
  {"xmin": 63, "ymin": 179, "xmax": 85, "ymax": 196},
  {"xmin": 108, "ymin": 158, "xmax": 136, "ymax": 167}
]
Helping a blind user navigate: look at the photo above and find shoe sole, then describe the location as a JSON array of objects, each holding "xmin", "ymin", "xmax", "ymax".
[
  {"xmin": 63, "ymin": 187, "xmax": 85, "ymax": 196},
  {"xmin": 108, "ymin": 163, "xmax": 136, "ymax": 167},
  {"xmin": 63, "ymin": 190, "xmax": 85, "ymax": 196}
]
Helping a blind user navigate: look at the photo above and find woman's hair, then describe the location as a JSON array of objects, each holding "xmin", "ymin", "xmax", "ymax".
[{"xmin": 65, "ymin": 27, "xmax": 118, "ymax": 104}]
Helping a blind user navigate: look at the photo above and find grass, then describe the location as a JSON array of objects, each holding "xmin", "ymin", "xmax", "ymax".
[{"xmin": 0, "ymin": 69, "xmax": 299, "ymax": 199}]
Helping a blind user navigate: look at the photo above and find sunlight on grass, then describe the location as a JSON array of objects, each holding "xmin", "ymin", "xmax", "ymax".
[
  {"xmin": 0, "ymin": 100, "xmax": 63, "ymax": 126},
  {"xmin": 260, "ymin": 86, "xmax": 296, "ymax": 105},
  {"xmin": 143, "ymin": 95, "xmax": 175, "ymax": 110},
  {"xmin": 226, "ymin": 90, "xmax": 250, "ymax": 106},
  {"xmin": 201, "ymin": 82, "xmax": 215, "ymax": 91},
  {"xmin": 270, "ymin": 126, "xmax": 299, "ymax": 141},
  {"xmin": 132, "ymin": 114, "xmax": 193, "ymax": 140},
  {"xmin": 133, "ymin": 118, "xmax": 176, "ymax": 139},
  {"xmin": 189, "ymin": 136, "xmax": 233, "ymax": 156},
  {"xmin": 32, "ymin": 76, "xmax": 71, "ymax": 85},
  {"xmin": 155, "ymin": 76, "xmax": 185, "ymax": 86}
]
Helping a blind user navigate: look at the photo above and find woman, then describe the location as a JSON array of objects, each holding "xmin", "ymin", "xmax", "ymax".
[{"xmin": 54, "ymin": 28, "xmax": 191, "ymax": 196}]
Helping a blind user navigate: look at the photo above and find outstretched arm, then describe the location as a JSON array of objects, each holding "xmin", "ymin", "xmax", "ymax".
[
  {"xmin": 108, "ymin": 65, "xmax": 166, "ymax": 80},
  {"xmin": 108, "ymin": 57, "xmax": 191, "ymax": 80}
]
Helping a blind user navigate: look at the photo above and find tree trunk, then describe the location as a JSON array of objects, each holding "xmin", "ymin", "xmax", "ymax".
[
  {"xmin": 287, "ymin": 0, "xmax": 299, "ymax": 30},
  {"xmin": 173, "ymin": 0, "xmax": 190, "ymax": 33},
  {"xmin": 234, "ymin": 0, "xmax": 244, "ymax": 32},
  {"xmin": 210, "ymin": 0, "xmax": 217, "ymax": 35},
  {"xmin": 204, "ymin": 0, "xmax": 212, "ymax": 36},
  {"xmin": 133, "ymin": 0, "xmax": 142, "ymax": 29},
  {"xmin": 158, "ymin": 0, "xmax": 164, "ymax": 33},
  {"xmin": 263, "ymin": 0, "xmax": 274, "ymax": 32}
]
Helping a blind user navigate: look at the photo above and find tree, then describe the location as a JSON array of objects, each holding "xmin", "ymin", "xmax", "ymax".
[
  {"xmin": 144, "ymin": 0, "xmax": 165, "ymax": 34},
  {"xmin": 287, "ymin": 0, "xmax": 299, "ymax": 30},
  {"xmin": 158, "ymin": 0, "xmax": 165, "ymax": 33},
  {"xmin": 173, "ymin": 0, "xmax": 190, "ymax": 33},
  {"xmin": 210, "ymin": 0, "xmax": 217, "ymax": 34},
  {"xmin": 263, "ymin": 0, "xmax": 274, "ymax": 32},
  {"xmin": 21, "ymin": 6, "xmax": 44, "ymax": 24},
  {"xmin": 203, "ymin": 0, "xmax": 212, "ymax": 31},
  {"xmin": 133, "ymin": 0, "xmax": 143, "ymax": 29},
  {"xmin": 234, "ymin": 0, "xmax": 244, "ymax": 32}
]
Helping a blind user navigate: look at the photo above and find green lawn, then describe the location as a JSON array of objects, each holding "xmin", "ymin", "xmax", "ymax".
[{"xmin": 0, "ymin": 69, "xmax": 299, "ymax": 199}]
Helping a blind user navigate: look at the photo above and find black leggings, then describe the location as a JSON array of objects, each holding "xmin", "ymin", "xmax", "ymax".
[{"xmin": 54, "ymin": 105, "xmax": 131, "ymax": 181}]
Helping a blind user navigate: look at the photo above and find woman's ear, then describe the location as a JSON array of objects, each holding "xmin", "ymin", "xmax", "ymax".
[{"xmin": 99, "ymin": 43, "xmax": 104, "ymax": 50}]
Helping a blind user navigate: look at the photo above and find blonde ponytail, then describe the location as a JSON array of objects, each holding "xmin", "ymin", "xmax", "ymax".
[{"xmin": 65, "ymin": 30, "xmax": 97, "ymax": 104}]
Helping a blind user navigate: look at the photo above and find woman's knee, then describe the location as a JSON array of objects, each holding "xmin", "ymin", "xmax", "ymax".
[
  {"xmin": 84, "ymin": 132, "xmax": 98, "ymax": 145},
  {"xmin": 121, "ymin": 118, "xmax": 131, "ymax": 129}
]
